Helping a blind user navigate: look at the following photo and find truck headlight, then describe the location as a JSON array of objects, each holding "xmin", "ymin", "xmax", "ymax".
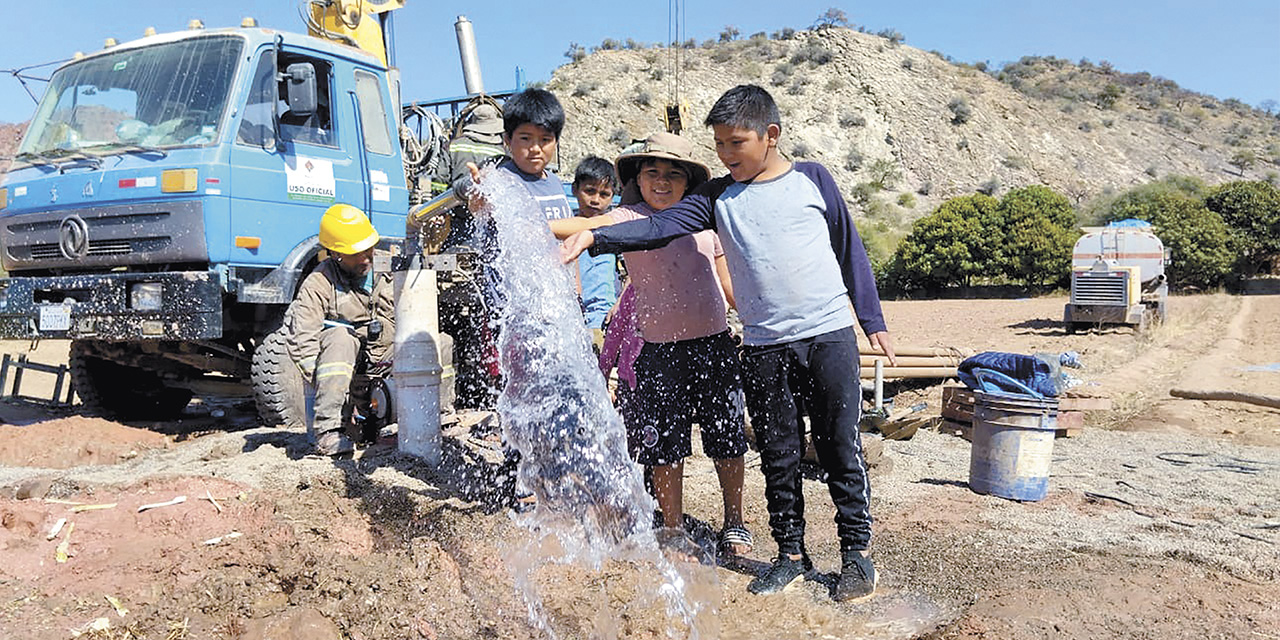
[{"xmin": 129, "ymin": 282, "xmax": 163, "ymax": 311}]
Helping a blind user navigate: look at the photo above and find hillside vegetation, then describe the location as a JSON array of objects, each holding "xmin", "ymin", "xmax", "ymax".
[{"xmin": 550, "ymin": 26, "xmax": 1280, "ymax": 229}]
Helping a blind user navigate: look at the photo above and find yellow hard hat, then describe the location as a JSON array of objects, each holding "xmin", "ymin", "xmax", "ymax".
[{"xmin": 319, "ymin": 203, "xmax": 379, "ymax": 254}]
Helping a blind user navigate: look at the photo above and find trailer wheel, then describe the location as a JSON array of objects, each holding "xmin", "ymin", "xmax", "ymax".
[
  {"xmin": 68, "ymin": 341, "xmax": 193, "ymax": 419},
  {"xmin": 251, "ymin": 325, "xmax": 307, "ymax": 427}
]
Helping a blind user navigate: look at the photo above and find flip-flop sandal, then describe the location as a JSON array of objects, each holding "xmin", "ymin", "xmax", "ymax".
[{"xmin": 719, "ymin": 525, "xmax": 754, "ymax": 555}]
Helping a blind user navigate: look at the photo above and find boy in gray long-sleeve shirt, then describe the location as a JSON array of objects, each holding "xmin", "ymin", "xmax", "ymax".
[{"xmin": 562, "ymin": 85, "xmax": 897, "ymax": 602}]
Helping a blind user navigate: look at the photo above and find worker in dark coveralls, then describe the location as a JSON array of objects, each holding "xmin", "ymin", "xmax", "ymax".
[
  {"xmin": 286, "ymin": 203, "xmax": 395, "ymax": 456},
  {"xmin": 440, "ymin": 101, "xmax": 506, "ymax": 409}
]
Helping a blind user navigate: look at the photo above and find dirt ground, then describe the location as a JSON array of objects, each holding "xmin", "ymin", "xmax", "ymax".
[{"xmin": 1, "ymin": 293, "xmax": 1277, "ymax": 639}]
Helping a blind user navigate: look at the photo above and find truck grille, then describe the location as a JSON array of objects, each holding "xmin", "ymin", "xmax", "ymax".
[
  {"xmin": 28, "ymin": 237, "xmax": 170, "ymax": 259},
  {"xmin": 1071, "ymin": 272, "xmax": 1128, "ymax": 305},
  {"xmin": 1, "ymin": 201, "xmax": 205, "ymax": 272}
]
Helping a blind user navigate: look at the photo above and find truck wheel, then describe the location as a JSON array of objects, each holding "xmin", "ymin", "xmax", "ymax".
[
  {"xmin": 1137, "ymin": 308, "xmax": 1153, "ymax": 333},
  {"xmin": 69, "ymin": 341, "xmax": 194, "ymax": 419},
  {"xmin": 252, "ymin": 325, "xmax": 307, "ymax": 427}
]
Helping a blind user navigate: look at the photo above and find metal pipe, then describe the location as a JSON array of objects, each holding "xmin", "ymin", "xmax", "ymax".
[
  {"xmin": 860, "ymin": 355, "xmax": 962, "ymax": 368},
  {"xmin": 406, "ymin": 190, "xmax": 460, "ymax": 232},
  {"xmin": 454, "ymin": 16, "xmax": 484, "ymax": 95},
  {"xmin": 859, "ymin": 345, "xmax": 975, "ymax": 358},
  {"xmin": 859, "ymin": 366, "xmax": 958, "ymax": 379},
  {"xmin": 874, "ymin": 359, "xmax": 884, "ymax": 411},
  {"xmin": 404, "ymin": 190, "xmax": 459, "ymax": 257},
  {"xmin": 393, "ymin": 258, "xmax": 443, "ymax": 466}
]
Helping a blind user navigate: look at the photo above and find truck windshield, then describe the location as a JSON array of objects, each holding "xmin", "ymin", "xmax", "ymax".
[{"xmin": 18, "ymin": 35, "xmax": 243, "ymax": 160}]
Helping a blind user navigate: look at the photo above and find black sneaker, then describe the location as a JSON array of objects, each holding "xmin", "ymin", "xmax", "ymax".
[
  {"xmin": 833, "ymin": 550, "xmax": 877, "ymax": 602},
  {"xmin": 748, "ymin": 553, "xmax": 812, "ymax": 594}
]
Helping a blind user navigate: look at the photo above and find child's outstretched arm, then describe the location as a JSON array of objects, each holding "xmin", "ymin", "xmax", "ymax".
[
  {"xmin": 581, "ymin": 178, "xmax": 725, "ymax": 260},
  {"xmin": 549, "ymin": 215, "xmax": 614, "ymax": 240},
  {"xmin": 561, "ymin": 230, "xmax": 596, "ymax": 263}
]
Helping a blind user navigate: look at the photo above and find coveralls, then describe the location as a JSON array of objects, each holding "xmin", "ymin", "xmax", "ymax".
[
  {"xmin": 286, "ymin": 258, "xmax": 395, "ymax": 441},
  {"xmin": 438, "ymin": 126, "xmax": 506, "ymax": 409}
]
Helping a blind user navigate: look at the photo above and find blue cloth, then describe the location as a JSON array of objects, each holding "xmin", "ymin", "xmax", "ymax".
[
  {"xmin": 957, "ymin": 352, "xmax": 1060, "ymax": 398},
  {"xmin": 590, "ymin": 162, "xmax": 886, "ymax": 346},
  {"xmin": 578, "ymin": 252, "xmax": 616, "ymax": 329}
]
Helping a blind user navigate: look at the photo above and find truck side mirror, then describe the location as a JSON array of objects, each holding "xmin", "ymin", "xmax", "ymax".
[{"xmin": 283, "ymin": 62, "xmax": 317, "ymax": 117}]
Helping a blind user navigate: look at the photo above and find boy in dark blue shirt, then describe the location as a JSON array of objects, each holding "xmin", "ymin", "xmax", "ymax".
[
  {"xmin": 465, "ymin": 88, "xmax": 573, "ymax": 221},
  {"xmin": 562, "ymin": 85, "xmax": 897, "ymax": 602}
]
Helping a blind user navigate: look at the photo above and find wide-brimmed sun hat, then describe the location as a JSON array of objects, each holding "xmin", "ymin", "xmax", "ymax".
[
  {"xmin": 461, "ymin": 103, "xmax": 503, "ymax": 143},
  {"xmin": 615, "ymin": 132, "xmax": 711, "ymax": 189}
]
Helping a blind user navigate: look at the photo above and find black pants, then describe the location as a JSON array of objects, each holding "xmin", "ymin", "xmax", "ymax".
[{"xmin": 741, "ymin": 326, "xmax": 872, "ymax": 555}]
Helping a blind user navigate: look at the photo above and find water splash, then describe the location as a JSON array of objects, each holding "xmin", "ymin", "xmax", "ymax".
[{"xmin": 476, "ymin": 168, "xmax": 718, "ymax": 638}]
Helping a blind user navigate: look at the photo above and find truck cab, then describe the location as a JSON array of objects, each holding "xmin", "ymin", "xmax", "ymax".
[{"xmin": 0, "ymin": 24, "xmax": 409, "ymax": 416}]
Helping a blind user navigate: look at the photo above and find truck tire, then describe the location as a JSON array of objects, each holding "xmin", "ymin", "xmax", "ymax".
[
  {"xmin": 252, "ymin": 325, "xmax": 307, "ymax": 428},
  {"xmin": 69, "ymin": 341, "xmax": 194, "ymax": 419}
]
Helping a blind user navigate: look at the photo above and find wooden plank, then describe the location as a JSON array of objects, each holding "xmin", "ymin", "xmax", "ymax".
[
  {"xmin": 941, "ymin": 402, "xmax": 974, "ymax": 423},
  {"xmin": 1170, "ymin": 388, "xmax": 1280, "ymax": 410},
  {"xmin": 942, "ymin": 385, "xmax": 975, "ymax": 406},
  {"xmin": 942, "ymin": 385, "xmax": 975, "ymax": 423},
  {"xmin": 948, "ymin": 384, "xmax": 1111, "ymax": 412},
  {"xmin": 1055, "ymin": 410, "xmax": 1085, "ymax": 438},
  {"xmin": 1060, "ymin": 396, "xmax": 1112, "ymax": 411},
  {"xmin": 937, "ymin": 419, "xmax": 972, "ymax": 441}
]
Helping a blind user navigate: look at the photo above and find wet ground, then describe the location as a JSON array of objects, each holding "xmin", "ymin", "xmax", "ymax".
[{"xmin": 1, "ymin": 293, "xmax": 1278, "ymax": 639}]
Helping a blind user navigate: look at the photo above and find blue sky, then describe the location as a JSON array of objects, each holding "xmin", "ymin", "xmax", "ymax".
[{"xmin": 1, "ymin": 0, "xmax": 1277, "ymax": 124}]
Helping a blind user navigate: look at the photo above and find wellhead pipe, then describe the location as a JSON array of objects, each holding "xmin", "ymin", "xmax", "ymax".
[
  {"xmin": 454, "ymin": 16, "xmax": 484, "ymax": 95},
  {"xmin": 392, "ymin": 191, "xmax": 459, "ymax": 467}
]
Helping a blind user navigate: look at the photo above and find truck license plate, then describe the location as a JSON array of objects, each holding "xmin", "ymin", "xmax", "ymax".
[{"xmin": 39, "ymin": 304, "xmax": 72, "ymax": 331}]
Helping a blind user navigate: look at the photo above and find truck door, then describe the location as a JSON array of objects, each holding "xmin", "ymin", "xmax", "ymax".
[
  {"xmin": 227, "ymin": 48, "xmax": 361, "ymax": 272},
  {"xmin": 350, "ymin": 67, "xmax": 409, "ymax": 238}
]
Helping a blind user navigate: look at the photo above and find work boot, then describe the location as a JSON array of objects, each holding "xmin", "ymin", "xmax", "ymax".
[
  {"xmin": 748, "ymin": 553, "xmax": 812, "ymax": 595},
  {"xmin": 833, "ymin": 550, "xmax": 877, "ymax": 602},
  {"xmin": 315, "ymin": 430, "xmax": 355, "ymax": 457}
]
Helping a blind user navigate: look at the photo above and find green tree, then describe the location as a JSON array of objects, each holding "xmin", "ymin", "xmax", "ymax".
[
  {"xmin": 997, "ymin": 185, "xmax": 1079, "ymax": 286},
  {"xmin": 1204, "ymin": 180, "xmax": 1280, "ymax": 275},
  {"xmin": 947, "ymin": 97, "xmax": 972, "ymax": 125},
  {"xmin": 564, "ymin": 43, "xmax": 586, "ymax": 63},
  {"xmin": 1003, "ymin": 217, "xmax": 1076, "ymax": 287},
  {"xmin": 1103, "ymin": 184, "xmax": 1233, "ymax": 288},
  {"xmin": 866, "ymin": 158, "xmax": 901, "ymax": 190},
  {"xmin": 889, "ymin": 194, "xmax": 1001, "ymax": 289},
  {"xmin": 813, "ymin": 8, "xmax": 850, "ymax": 28},
  {"xmin": 1095, "ymin": 83, "xmax": 1123, "ymax": 109},
  {"xmin": 1229, "ymin": 149, "xmax": 1257, "ymax": 175}
]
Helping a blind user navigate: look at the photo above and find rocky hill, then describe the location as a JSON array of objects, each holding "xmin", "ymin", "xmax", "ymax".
[
  {"xmin": 0, "ymin": 123, "xmax": 26, "ymax": 175},
  {"xmin": 549, "ymin": 27, "xmax": 1280, "ymax": 223},
  {"xmin": 3, "ymin": 25, "xmax": 1275, "ymax": 227}
]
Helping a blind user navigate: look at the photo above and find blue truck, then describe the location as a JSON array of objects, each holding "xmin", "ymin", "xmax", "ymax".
[{"xmin": 0, "ymin": 4, "xmax": 478, "ymax": 421}]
